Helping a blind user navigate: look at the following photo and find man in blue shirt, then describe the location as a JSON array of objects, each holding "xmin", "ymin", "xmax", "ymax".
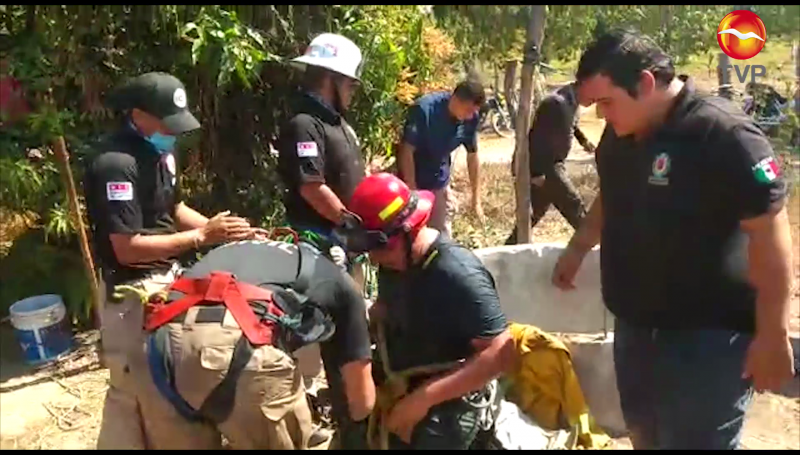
[{"xmin": 395, "ymin": 80, "xmax": 486, "ymax": 237}]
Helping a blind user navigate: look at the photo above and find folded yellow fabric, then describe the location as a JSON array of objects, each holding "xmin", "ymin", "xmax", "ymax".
[{"xmin": 505, "ymin": 323, "xmax": 611, "ymax": 450}]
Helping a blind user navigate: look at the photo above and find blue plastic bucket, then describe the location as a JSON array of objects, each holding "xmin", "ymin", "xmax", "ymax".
[{"xmin": 9, "ymin": 294, "xmax": 73, "ymax": 365}]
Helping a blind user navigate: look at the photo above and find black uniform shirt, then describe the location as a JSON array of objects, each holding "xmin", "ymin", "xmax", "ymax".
[
  {"xmin": 596, "ymin": 76, "xmax": 787, "ymax": 332},
  {"xmin": 377, "ymin": 234, "xmax": 509, "ymax": 373},
  {"xmin": 84, "ymin": 125, "xmax": 181, "ymax": 283},
  {"xmin": 527, "ymin": 84, "xmax": 588, "ymax": 176},
  {"xmin": 277, "ymin": 92, "xmax": 366, "ymax": 232},
  {"xmin": 176, "ymin": 240, "xmax": 371, "ymax": 424}
]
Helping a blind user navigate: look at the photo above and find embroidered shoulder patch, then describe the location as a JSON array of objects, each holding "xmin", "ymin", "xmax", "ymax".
[
  {"xmin": 297, "ymin": 141, "xmax": 319, "ymax": 158},
  {"xmin": 107, "ymin": 182, "xmax": 134, "ymax": 201}
]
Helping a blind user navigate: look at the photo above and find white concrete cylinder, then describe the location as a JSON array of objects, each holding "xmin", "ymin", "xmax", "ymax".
[{"xmin": 475, "ymin": 243, "xmax": 627, "ymax": 436}]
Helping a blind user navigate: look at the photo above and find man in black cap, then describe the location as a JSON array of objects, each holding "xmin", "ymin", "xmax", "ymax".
[
  {"xmin": 83, "ymin": 72, "xmax": 257, "ymax": 449},
  {"xmin": 506, "ymin": 81, "xmax": 595, "ymax": 244}
]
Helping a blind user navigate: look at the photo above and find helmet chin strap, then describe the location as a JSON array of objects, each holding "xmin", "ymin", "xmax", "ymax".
[
  {"xmin": 403, "ymin": 230, "xmax": 413, "ymax": 271},
  {"xmin": 331, "ymin": 75, "xmax": 346, "ymax": 114}
]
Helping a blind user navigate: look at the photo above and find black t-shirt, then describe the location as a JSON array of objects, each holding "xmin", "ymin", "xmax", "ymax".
[
  {"xmin": 596, "ymin": 76, "xmax": 787, "ymax": 332},
  {"xmin": 171, "ymin": 240, "xmax": 371, "ymax": 426},
  {"xmin": 276, "ymin": 92, "xmax": 366, "ymax": 231},
  {"xmin": 83, "ymin": 126, "xmax": 181, "ymax": 283},
  {"xmin": 176, "ymin": 240, "xmax": 371, "ymax": 371},
  {"xmin": 377, "ymin": 235, "xmax": 509, "ymax": 372}
]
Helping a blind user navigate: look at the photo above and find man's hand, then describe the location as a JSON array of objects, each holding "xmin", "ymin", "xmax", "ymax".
[
  {"xmin": 471, "ymin": 198, "xmax": 485, "ymax": 224},
  {"xmin": 552, "ymin": 244, "xmax": 587, "ymax": 291},
  {"xmin": 386, "ymin": 389, "xmax": 431, "ymax": 444},
  {"xmin": 199, "ymin": 211, "xmax": 252, "ymax": 245},
  {"xmin": 531, "ymin": 176, "xmax": 546, "ymax": 187},
  {"xmin": 743, "ymin": 332, "xmax": 795, "ymax": 393},
  {"xmin": 585, "ymin": 142, "xmax": 596, "ymax": 153},
  {"xmin": 249, "ymin": 227, "xmax": 270, "ymax": 241}
]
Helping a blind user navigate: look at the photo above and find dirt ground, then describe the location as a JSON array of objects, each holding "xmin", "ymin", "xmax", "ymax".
[{"xmin": 2, "ymin": 110, "xmax": 798, "ymax": 449}]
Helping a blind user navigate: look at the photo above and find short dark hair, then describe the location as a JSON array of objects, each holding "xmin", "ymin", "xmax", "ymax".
[
  {"xmin": 576, "ymin": 29, "xmax": 675, "ymax": 98},
  {"xmin": 453, "ymin": 79, "xmax": 486, "ymax": 106}
]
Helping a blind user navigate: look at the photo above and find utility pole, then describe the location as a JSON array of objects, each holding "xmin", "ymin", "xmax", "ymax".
[{"xmin": 514, "ymin": 5, "xmax": 546, "ymax": 244}]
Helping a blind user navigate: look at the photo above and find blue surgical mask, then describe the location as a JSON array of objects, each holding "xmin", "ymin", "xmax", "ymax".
[
  {"xmin": 145, "ymin": 132, "xmax": 177, "ymax": 154},
  {"xmin": 128, "ymin": 120, "xmax": 176, "ymax": 154}
]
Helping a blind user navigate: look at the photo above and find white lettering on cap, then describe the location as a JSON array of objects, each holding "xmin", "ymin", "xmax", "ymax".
[{"xmin": 173, "ymin": 88, "xmax": 187, "ymax": 109}]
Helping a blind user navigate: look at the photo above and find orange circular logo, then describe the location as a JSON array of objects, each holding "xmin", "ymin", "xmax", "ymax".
[{"xmin": 717, "ymin": 10, "xmax": 766, "ymax": 60}]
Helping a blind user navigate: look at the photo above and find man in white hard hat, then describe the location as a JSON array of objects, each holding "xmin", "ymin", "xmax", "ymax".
[
  {"xmin": 276, "ymin": 33, "xmax": 374, "ymax": 448},
  {"xmin": 277, "ymin": 33, "xmax": 367, "ymax": 286}
]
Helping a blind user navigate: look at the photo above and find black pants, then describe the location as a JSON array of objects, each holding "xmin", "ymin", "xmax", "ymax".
[{"xmin": 505, "ymin": 163, "xmax": 586, "ymax": 245}]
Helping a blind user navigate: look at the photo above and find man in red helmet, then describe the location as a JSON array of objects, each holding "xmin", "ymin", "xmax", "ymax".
[{"xmin": 338, "ymin": 173, "xmax": 515, "ymax": 449}]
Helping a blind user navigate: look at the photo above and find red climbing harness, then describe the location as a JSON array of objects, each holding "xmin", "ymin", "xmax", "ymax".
[{"xmin": 144, "ymin": 271, "xmax": 284, "ymax": 346}]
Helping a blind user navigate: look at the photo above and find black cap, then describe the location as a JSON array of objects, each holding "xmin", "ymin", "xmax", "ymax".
[{"xmin": 106, "ymin": 72, "xmax": 200, "ymax": 134}]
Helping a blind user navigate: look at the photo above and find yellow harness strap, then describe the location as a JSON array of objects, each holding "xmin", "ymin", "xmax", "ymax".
[{"xmin": 366, "ymin": 322, "xmax": 461, "ymax": 450}]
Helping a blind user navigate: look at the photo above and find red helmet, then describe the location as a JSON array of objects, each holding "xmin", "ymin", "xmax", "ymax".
[{"xmin": 348, "ymin": 173, "xmax": 435, "ymax": 233}]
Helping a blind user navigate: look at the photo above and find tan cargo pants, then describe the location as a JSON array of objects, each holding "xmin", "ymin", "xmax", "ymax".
[
  {"xmin": 135, "ymin": 306, "xmax": 314, "ymax": 450},
  {"xmin": 96, "ymin": 266, "xmax": 179, "ymax": 450},
  {"xmin": 429, "ymin": 185, "xmax": 454, "ymax": 238}
]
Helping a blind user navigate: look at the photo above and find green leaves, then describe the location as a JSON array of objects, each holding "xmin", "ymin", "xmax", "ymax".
[{"xmin": 182, "ymin": 6, "xmax": 277, "ymax": 90}]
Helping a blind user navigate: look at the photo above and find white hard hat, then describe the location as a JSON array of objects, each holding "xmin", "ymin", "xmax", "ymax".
[{"xmin": 291, "ymin": 33, "xmax": 363, "ymax": 82}]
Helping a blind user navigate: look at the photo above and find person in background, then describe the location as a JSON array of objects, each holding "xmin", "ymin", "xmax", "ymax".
[
  {"xmin": 395, "ymin": 80, "xmax": 487, "ymax": 237},
  {"xmin": 552, "ymin": 30, "xmax": 795, "ymax": 450},
  {"xmin": 83, "ymin": 72, "xmax": 256, "ymax": 449},
  {"xmin": 506, "ymin": 81, "xmax": 596, "ymax": 245}
]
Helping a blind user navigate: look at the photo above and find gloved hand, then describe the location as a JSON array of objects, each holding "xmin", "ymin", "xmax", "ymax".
[
  {"xmin": 329, "ymin": 246, "xmax": 347, "ymax": 267},
  {"xmin": 339, "ymin": 209, "xmax": 363, "ymax": 231}
]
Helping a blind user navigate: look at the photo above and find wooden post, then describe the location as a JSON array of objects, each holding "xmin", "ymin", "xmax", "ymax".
[
  {"xmin": 514, "ymin": 5, "xmax": 546, "ymax": 245},
  {"xmin": 718, "ymin": 52, "xmax": 732, "ymax": 99},
  {"xmin": 794, "ymin": 40, "xmax": 800, "ymax": 118},
  {"xmin": 52, "ymin": 136, "xmax": 102, "ymax": 329},
  {"xmin": 503, "ymin": 60, "xmax": 518, "ymax": 121}
]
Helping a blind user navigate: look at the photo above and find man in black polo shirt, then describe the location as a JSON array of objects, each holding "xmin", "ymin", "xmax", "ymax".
[
  {"xmin": 83, "ymin": 72, "xmax": 255, "ymax": 449},
  {"xmin": 277, "ymin": 33, "xmax": 367, "ymax": 284},
  {"xmin": 342, "ymin": 173, "xmax": 514, "ymax": 449},
  {"xmin": 132, "ymin": 239, "xmax": 375, "ymax": 450},
  {"xmin": 551, "ymin": 30, "xmax": 795, "ymax": 450},
  {"xmin": 506, "ymin": 81, "xmax": 596, "ymax": 244}
]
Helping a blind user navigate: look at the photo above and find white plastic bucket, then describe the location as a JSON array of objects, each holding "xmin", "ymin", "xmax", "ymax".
[{"xmin": 9, "ymin": 294, "xmax": 73, "ymax": 364}]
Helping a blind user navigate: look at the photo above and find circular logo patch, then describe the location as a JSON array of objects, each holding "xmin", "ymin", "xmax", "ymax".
[
  {"xmin": 173, "ymin": 88, "xmax": 187, "ymax": 109},
  {"xmin": 717, "ymin": 10, "xmax": 766, "ymax": 60},
  {"xmin": 652, "ymin": 153, "xmax": 670, "ymax": 178}
]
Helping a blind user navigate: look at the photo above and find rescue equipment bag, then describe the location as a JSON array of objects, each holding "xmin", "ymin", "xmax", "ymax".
[{"xmin": 144, "ymin": 237, "xmax": 335, "ymax": 424}]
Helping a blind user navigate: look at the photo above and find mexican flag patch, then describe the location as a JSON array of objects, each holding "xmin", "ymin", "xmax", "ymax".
[{"xmin": 752, "ymin": 156, "xmax": 780, "ymax": 184}]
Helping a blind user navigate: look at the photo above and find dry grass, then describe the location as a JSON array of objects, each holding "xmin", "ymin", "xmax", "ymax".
[
  {"xmin": 0, "ymin": 209, "xmax": 38, "ymax": 258},
  {"xmin": 0, "ymin": 331, "xmax": 105, "ymax": 450},
  {"xmin": 449, "ymin": 160, "xmax": 599, "ymax": 249}
]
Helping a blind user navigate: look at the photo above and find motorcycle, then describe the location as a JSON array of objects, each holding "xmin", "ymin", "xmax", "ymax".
[
  {"xmin": 742, "ymin": 82, "xmax": 796, "ymax": 142},
  {"xmin": 478, "ymin": 90, "xmax": 515, "ymax": 139}
]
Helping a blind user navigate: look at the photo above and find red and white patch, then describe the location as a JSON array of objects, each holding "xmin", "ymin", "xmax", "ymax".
[
  {"xmin": 106, "ymin": 182, "xmax": 134, "ymax": 201},
  {"xmin": 297, "ymin": 141, "xmax": 319, "ymax": 158}
]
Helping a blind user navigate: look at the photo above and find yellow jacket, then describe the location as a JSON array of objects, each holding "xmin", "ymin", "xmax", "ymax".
[{"xmin": 505, "ymin": 323, "xmax": 611, "ymax": 450}]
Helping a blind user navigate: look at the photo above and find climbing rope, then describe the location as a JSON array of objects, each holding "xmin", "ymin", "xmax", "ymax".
[{"xmin": 366, "ymin": 321, "xmax": 464, "ymax": 450}]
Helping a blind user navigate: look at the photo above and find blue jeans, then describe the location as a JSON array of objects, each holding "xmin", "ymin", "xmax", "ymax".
[{"xmin": 614, "ymin": 319, "xmax": 755, "ymax": 450}]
